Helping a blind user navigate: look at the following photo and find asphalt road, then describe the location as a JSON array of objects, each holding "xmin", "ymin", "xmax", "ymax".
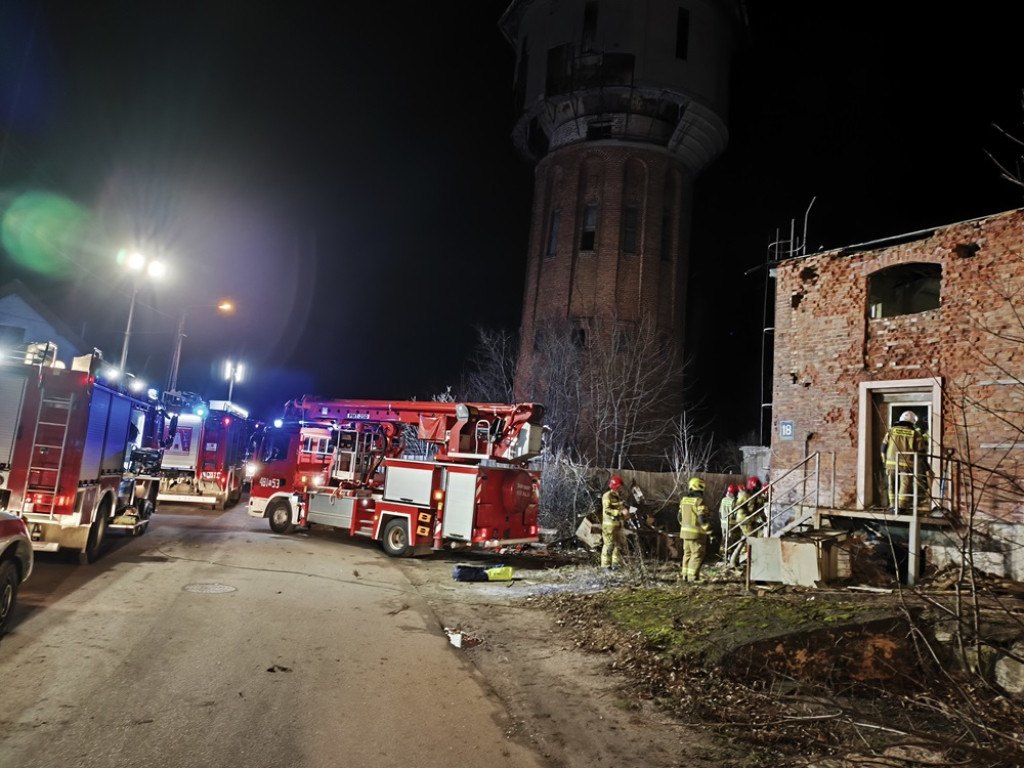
[{"xmin": 0, "ymin": 499, "xmax": 545, "ymax": 768}]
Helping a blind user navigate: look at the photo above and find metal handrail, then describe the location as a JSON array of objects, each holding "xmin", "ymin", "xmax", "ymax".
[{"xmin": 723, "ymin": 452, "xmax": 824, "ymax": 566}]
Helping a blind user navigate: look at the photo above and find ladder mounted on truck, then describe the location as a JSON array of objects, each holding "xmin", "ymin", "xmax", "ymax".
[
  {"xmin": 282, "ymin": 397, "xmax": 545, "ymax": 465},
  {"xmin": 25, "ymin": 392, "xmax": 74, "ymax": 516}
]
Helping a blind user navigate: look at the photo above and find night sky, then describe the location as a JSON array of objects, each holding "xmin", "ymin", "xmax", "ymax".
[{"xmin": 1, "ymin": 2, "xmax": 1021, "ymax": 440}]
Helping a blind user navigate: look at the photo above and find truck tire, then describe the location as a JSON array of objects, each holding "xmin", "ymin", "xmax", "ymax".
[
  {"xmin": 79, "ymin": 512, "xmax": 108, "ymax": 565},
  {"xmin": 381, "ymin": 518, "xmax": 411, "ymax": 558},
  {"xmin": 268, "ymin": 501, "xmax": 295, "ymax": 534},
  {"xmin": 138, "ymin": 498, "xmax": 155, "ymax": 521},
  {"xmin": 0, "ymin": 560, "xmax": 19, "ymax": 635}
]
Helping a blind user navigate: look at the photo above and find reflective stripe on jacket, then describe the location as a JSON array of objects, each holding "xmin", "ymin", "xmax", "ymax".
[
  {"xmin": 883, "ymin": 425, "xmax": 922, "ymax": 469},
  {"xmin": 602, "ymin": 490, "xmax": 627, "ymax": 524},
  {"xmin": 678, "ymin": 495, "xmax": 710, "ymax": 540},
  {"xmin": 718, "ymin": 497, "xmax": 734, "ymax": 524}
]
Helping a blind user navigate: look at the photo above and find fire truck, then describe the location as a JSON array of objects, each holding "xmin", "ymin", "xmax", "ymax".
[
  {"xmin": 158, "ymin": 395, "xmax": 256, "ymax": 510},
  {"xmin": 0, "ymin": 343, "xmax": 168, "ymax": 563},
  {"xmin": 247, "ymin": 397, "xmax": 545, "ymax": 557}
]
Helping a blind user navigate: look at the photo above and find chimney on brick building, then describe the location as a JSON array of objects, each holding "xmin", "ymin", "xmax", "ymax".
[{"xmin": 499, "ymin": 0, "xmax": 746, "ymax": 392}]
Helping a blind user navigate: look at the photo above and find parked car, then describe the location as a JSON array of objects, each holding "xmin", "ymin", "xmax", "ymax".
[{"xmin": 0, "ymin": 511, "xmax": 33, "ymax": 634}]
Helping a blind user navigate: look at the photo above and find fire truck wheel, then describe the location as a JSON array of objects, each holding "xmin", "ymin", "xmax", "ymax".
[
  {"xmin": 381, "ymin": 519, "xmax": 411, "ymax": 558},
  {"xmin": 80, "ymin": 513, "xmax": 108, "ymax": 565},
  {"xmin": 268, "ymin": 501, "xmax": 295, "ymax": 534},
  {"xmin": 0, "ymin": 560, "xmax": 18, "ymax": 634}
]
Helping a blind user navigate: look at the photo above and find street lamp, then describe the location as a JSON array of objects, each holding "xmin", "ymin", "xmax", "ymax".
[
  {"xmin": 223, "ymin": 360, "xmax": 245, "ymax": 402},
  {"xmin": 118, "ymin": 251, "xmax": 166, "ymax": 372},
  {"xmin": 166, "ymin": 300, "xmax": 234, "ymax": 393}
]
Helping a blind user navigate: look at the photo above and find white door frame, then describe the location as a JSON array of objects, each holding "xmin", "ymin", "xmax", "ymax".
[{"xmin": 856, "ymin": 377, "xmax": 943, "ymax": 509}]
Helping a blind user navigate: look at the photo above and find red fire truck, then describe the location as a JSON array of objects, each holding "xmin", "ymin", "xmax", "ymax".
[
  {"xmin": 247, "ymin": 397, "xmax": 545, "ymax": 557},
  {"xmin": 158, "ymin": 395, "xmax": 256, "ymax": 510},
  {"xmin": 0, "ymin": 343, "xmax": 168, "ymax": 563}
]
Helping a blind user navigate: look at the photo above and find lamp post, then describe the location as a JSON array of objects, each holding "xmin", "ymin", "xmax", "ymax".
[
  {"xmin": 223, "ymin": 360, "xmax": 245, "ymax": 402},
  {"xmin": 166, "ymin": 300, "xmax": 234, "ymax": 393},
  {"xmin": 118, "ymin": 251, "xmax": 166, "ymax": 372}
]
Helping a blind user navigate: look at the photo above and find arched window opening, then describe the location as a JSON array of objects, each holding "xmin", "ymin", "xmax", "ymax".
[{"xmin": 868, "ymin": 263, "xmax": 941, "ymax": 319}]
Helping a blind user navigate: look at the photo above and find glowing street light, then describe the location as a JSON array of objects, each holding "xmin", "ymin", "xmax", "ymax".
[
  {"xmin": 118, "ymin": 250, "xmax": 166, "ymax": 373},
  {"xmin": 223, "ymin": 360, "xmax": 245, "ymax": 402},
  {"xmin": 166, "ymin": 299, "xmax": 235, "ymax": 393}
]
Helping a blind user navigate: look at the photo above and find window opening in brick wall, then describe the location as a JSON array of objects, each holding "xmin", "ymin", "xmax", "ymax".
[
  {"xmin": 675, "ymin": 8, "xmax": 690, "ymax": 60},
  {"xmin": 580, "ymin": 204, "xmax": 598, "ymax": 251},
  {"xmin": 571, "ymin": 327, "xmax": 586, "ymax": 349},
  {"xmin": 546, "ymin": 210, "xmax": 560, "ymax": 258},
  {"xmin": 621, "ymin": 206, "xmax": 638, "ymax": 253},
  {"xmin": 868, "ymin": 263, "xmax": 941, "ymax": 319}
]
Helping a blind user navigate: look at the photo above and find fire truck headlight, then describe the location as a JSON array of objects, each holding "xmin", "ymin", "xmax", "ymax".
[
  {"xmin": 313, "ymin": 474, "xmax": 325, "ymax": 487},
  {"xmin": 245, "ymin": 462, "xmax": 256, "ymax": 478}
]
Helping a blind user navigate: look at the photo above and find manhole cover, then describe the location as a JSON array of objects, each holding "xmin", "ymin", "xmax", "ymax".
[{"xmin": 183, "ymin": 583, "xmax": 237, "ymax": 594}]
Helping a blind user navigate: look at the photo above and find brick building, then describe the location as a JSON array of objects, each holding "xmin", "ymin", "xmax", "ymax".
[
  {"xmin": 770, "ymin": 208, "xmax": 1024, "ymax": 577},
  {"xmin": 499, "ymin": 0, "xmax": 745, "ymax": 389}
]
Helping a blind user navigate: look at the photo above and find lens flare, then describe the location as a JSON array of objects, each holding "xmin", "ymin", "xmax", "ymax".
[{"xmin": 1, "ymin": 191, "xmax": 90, "ymax": 277}]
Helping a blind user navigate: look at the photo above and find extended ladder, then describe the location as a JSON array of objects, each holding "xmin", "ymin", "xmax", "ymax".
[{"xmin": 26, "ymin": 391, "xmax": 74, "ymax": 516}]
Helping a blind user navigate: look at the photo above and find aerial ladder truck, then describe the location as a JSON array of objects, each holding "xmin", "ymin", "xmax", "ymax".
[{"xmin": 247, "ymin": 397, "xmax": 545, "ymax": 556}]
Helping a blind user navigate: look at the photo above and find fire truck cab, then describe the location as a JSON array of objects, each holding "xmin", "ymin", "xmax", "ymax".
[{"xmin": 246, "ymin": 420, "xmax": 336, "ymax": 522}]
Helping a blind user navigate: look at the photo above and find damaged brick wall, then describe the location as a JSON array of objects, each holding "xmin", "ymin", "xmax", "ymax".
[{"xmin": 771, "ymin": 207, "xmax": 1024, "ymax": 527}]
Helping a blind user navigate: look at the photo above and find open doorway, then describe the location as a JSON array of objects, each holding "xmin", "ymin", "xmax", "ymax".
[{"xmin": 857, "ymin": 378, "xmax": 942, "ymax": 510}]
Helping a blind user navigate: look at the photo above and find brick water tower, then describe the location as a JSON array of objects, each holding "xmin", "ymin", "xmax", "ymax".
[{"xmin": 499, "ymin": 0, "xmax": 746, "ymax": 389}]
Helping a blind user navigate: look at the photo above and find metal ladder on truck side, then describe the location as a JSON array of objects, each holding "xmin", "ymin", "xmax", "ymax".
[{"xmin": 26, "ymin": 391, "xmax": 74, "ymax": 516}]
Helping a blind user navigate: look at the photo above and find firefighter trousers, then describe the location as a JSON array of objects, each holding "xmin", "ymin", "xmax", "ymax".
[
  {"xmin": 681, "ymin": 537, "xmax": 707, "ymax": 581},
  {"xmin": 601, "ymin": 521, "xmax": 625, "ymax": 567}
]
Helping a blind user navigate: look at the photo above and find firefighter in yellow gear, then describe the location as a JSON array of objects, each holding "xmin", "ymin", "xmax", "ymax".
[
  {"xmin": 882, "ymin": 411, "xmax": 927, "ymax": 512},
  {"xmin": 719, "ymin": 484, "xmax": 739, "ymax": 553},
  {"xmin": 734, "ymin": 476, "xmax": 766, "ymax": 537},
  {"xmin": 678, "ymin": 477, "xmax": 711, "ymax": 582},
  {"xmin": 601, "ymin": 475, "xmax": 630, "ymax": 569}
]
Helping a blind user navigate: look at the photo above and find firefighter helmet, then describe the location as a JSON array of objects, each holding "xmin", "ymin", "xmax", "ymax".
[
  {"xmin": 688, "ymin": 477, "xmax": 706, "ymax": 493},
  {"xmin": 726, "ymin": 484, "xmax": 739, "ymax": 496},
  {"xmin": 746, "ymin": 476, "xmax": 761, "ymax": 492},
  {"xmin": 608, "ymin": 476, "xmax": 624, "ymax": 490},
  {"xmin": 899, "ymin": 410, "xmax": 918, "ymax": 424}
]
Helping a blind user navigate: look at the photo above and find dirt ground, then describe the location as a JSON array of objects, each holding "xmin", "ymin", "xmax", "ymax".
[
  {"xmin": 398, "ymin": 548, "xmax": 1024, "ymax": 768},
  {"xmin": 399, "ymin": 553, "xmax": 739, "ymax": 768}
]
